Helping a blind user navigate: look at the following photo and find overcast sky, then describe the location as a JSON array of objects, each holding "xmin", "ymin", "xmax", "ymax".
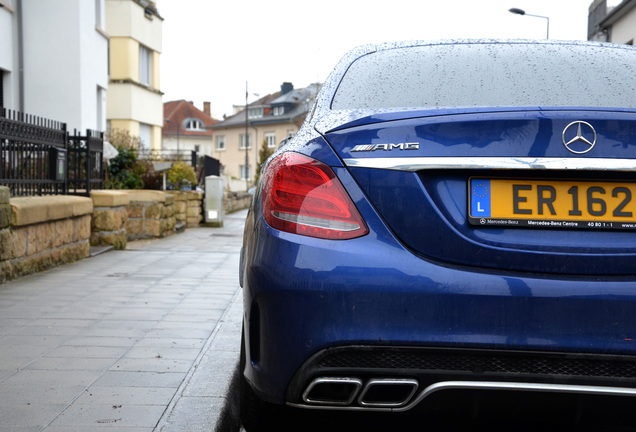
[{"xmin": 156, "ymin": 0, "xmax": 616, "ymax": 119}]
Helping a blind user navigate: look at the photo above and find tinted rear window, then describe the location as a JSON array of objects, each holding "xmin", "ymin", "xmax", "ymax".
[{"xmin": 331, "ymin": 43, "xmax": 636, "ymax": 110}]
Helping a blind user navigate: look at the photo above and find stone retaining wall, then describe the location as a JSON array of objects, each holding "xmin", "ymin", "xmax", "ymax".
[
  {"xmin": 225, "ymin": 192, "xmax": 252, "ymax": 214},
  {"xmin": 0, "ymin": 187, "xmax": 92, "ymax": 283},
  {"xmin": 167, "ymin": 191, "xmax": 203, "ymax": 228},
  {"xmin": 90, "ymin": 191, "xmax": 129, "ymax": 249},
  {"xmin": 0, "ymin": 187, "xmax": 12, "ymax": 282},
  {"xmin": 0, "ymin": 188, "xmax": 207, "ymax": 283},
  {"xmin": 170, "ymin": 191, "xmax": 187, "ymax": 227},
  {"xmin": 185, "ymin": 191, "xmax": 203, "ymax": 227},
  {"xmin": 126, "ymin": 190, "xmax": 176, "ymax": 240}
]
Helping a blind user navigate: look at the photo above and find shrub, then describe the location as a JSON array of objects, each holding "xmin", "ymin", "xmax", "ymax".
[
  {"xmin": 106, "ymin": 146, "xmax": 145, "ymax": 189},
  {"xmin": 108, "ymin": 129, "xmax": 141, "ymax": 151},
  {"xmin": 138, "ymin": 159, "xmax": 163, "ymax": 190},
  {"xmin": 167, "ymin": 161, "xmax": 197, "ymax": 190},
  {"xmin": 104, "ymin": 129, "xmax": 163, "ymax": 190},
  {"xmin": 254, "ymin": 138, "xmax": 275, "ymax": 184},
  {"xmin": 105, "ymin": 130, "xmax": 148, "ymax": 189}
]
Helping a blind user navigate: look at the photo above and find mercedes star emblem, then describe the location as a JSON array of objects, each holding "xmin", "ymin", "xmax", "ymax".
[{"xmin": 562, "ymin": 121, "xmax": 597, "ymax": 154}]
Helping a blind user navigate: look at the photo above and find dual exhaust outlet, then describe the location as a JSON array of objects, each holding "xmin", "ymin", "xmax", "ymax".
[
  {"xmin": 301, "ymin": 376, "xmax": 636, "ymax": 412},
  {"xmin": 302, "ymin": 377, "xmax": 419, "ymax": 409}
]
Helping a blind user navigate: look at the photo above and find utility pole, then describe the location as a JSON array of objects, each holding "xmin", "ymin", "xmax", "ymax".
[{"xmin": 245, "ymin": 81, "xmax": 249, "ymax": 192}]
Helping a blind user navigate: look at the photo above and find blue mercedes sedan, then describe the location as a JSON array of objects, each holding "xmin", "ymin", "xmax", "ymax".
[{"xmin": 239, "ymin": 40, "xmax": 636, "ymax": 430}]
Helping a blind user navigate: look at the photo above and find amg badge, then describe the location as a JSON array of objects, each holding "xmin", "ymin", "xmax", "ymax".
[{"xmin": 351, "ymin": 142, "xmax": 420, "ymax": 152}]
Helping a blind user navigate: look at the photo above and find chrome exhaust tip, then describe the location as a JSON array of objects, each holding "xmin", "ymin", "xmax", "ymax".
[
  {"xmin": 303, "ymin": 377, "xmax": 363, "ymax": 406},
  {"xmin": 358, "ymin": 378, "xmax": 419, "ymax": 408}
]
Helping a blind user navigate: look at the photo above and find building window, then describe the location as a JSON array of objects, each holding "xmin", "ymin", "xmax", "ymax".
[
  {"xmin": 216, "ymin": 135, "xmax": 226, "ymax": 151},
  {"xmin": 265, "ymin": 132, "xmax": 276, "ymax": 148},
  {"xmin": 240, "ymin": 133, "xmax": 252, "ymax": 150},
  {"xmin": 248, "ymin": 107, "xmax": 263, "ymax": 119},
  {"xmin": 139, "ymin": 123, "xmax": 152, "ymax": 152},
  {"xmin": 139, "ymin": 45, "xmax": 151, "ymax": 86},
  {"xmin": 273, "ymin": 106, "xmax": 285, "ymax": 116},
  {"xmin": 96, "ymin": 86, "xmax": 105, "ymax": 131},
  {"xmin": 194, "ymin": 145, "xmax": 200, "ymax": 153},
  {"xmin": 240, "ymin": 164, "xmax": 251, "ymax": 180},
  {"xmin": 184, "ymin": 118, "xmax": 205, "ymax": 131}
]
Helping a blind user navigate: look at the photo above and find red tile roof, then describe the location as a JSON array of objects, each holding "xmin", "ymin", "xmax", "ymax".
[{"xmin": 163, "ymin": 100, "xmax": 219, "ymax": 137}]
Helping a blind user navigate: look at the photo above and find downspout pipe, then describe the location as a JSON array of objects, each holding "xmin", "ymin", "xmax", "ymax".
[{"xmin": 17, "ymin": 0, "xmax": 24, "ymax": 111}]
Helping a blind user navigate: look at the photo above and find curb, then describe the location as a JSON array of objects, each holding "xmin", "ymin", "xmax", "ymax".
[{"xmin": 155, "ymin": 288, "xmax": 243, "ymax": 431}]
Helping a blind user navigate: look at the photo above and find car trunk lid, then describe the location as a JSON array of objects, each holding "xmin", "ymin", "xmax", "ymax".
[{"xmin": 323, "ymin": 109, "xmax": 636, "ymax": 276}]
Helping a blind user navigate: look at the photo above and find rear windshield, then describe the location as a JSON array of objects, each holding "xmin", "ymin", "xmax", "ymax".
[{"xmin": 331, "ymin": 43, "xmax": 636, "ymax": 110}]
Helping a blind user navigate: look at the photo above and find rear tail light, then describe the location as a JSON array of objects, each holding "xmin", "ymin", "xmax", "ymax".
[{"xmin": 262, "ymin": 152, "xmax": 368, "ymax": 240}]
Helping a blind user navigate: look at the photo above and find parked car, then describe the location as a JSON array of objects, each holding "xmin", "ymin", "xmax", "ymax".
[{"xmin": 239, "ymin": 39, "xmax": 636, "ymax": 430}]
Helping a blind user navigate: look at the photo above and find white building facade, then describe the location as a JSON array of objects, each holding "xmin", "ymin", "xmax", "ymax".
[{"xmin": 0, "ymin": 0, "xmax": 108, "ymax": 131}]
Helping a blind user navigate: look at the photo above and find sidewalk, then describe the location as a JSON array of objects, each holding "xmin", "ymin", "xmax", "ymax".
[{"xmin": 0, "ymin": 209, "xmax": 247, "ymax": 432}]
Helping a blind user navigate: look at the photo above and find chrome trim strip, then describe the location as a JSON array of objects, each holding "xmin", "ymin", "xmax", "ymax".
[
  {"xmin": 343, "ymin": 157, "xmax": 636, "ymax": 172},
  {"xmin": 289, "ymin": 380, "xmax": 636, "ymax": 412},
  {"xmin": 392, "ymin": 381, "xmax": 636, "ymax": 413}
]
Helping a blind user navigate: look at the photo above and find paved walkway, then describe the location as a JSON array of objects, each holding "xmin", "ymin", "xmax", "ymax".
[{"xmin": 0, "ymin": 209, "xmax": 247, "ymax": 432}]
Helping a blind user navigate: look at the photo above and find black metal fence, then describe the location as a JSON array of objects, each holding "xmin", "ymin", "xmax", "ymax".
[
  {"xmin": 139, "ymin": 149, "xmax": 212, "ymax": 187},
  {"xmin": 138, "ymin": 149, "xmax": 197, "ymax": 167},
  {"xmin": 68, "ymin": 129, "xmax": 105, "ymax": 195},
  {"xmin": 0, "ymin": 108, "xmax": 103, "ymax": 197},
  {"xmin": 198, "ymin": 155, "xmax": 221, "ymax": 186}
]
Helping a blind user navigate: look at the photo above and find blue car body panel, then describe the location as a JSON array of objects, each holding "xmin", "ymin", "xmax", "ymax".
[
  {"xmin": 240, "ymin": 40, "xmax": 636, "ymax": 410},
  {"xmin": 242, "ymin": 189, "xmax": 636, "ymax": 403}
]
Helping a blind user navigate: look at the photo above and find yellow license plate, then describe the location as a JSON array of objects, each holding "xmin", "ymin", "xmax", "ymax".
[{"xmin": 468, "ymin": 178, "xmax": 636, "ymax": 230}]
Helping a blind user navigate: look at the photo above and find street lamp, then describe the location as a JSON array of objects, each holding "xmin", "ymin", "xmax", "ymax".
[
  {"xmin": 509, "ymin": 8, "xmax": 550, "ymax": 39},
  {"xmin": 243, "ymin": 83, "xmax": 260, "ymax": 192}
]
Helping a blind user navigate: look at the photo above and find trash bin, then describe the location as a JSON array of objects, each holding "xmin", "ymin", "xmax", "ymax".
[{"xmin": 205, "ymin": 175, "xmax": 224, "ymax": 226}]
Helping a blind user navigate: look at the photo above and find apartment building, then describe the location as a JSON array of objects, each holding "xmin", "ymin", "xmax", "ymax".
[
  {"xmin": 163, "ymin": 100, "xmax": 218, "ymax": 158},
  {"xmin": 589, "ymin": 0, "xmax": 636, "ymax": 43},
  {"xmin": 105, "ymin": 0, "xmax": 163, "ymax": 151},
  {"xmin": 209, "ymin": 82, "xmax": 320, "ymax": 190}
]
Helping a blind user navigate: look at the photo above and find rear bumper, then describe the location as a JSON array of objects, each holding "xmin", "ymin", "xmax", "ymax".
[
  {"xmin": 285, "ymin": 345, "xmax": 636, "ymax": 411},
  {"xmin": 241, "ymin": 213, "xmax": 636, "ymax": 406}
]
